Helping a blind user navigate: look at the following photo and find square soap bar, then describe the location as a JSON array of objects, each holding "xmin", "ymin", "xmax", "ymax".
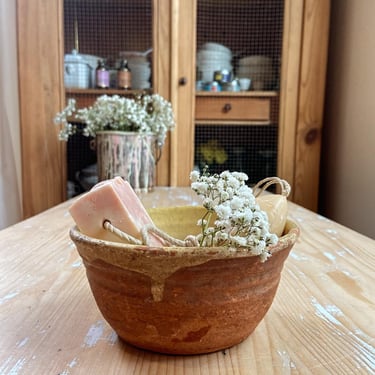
[{"xmin": 69, "ymin": 177, "xmax": 163, "ymax": 246}]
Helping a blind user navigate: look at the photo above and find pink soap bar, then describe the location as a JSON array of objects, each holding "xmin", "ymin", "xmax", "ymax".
[{"xmin": 69, "ymin": 177, "xmax": 163, "ymax": 246}]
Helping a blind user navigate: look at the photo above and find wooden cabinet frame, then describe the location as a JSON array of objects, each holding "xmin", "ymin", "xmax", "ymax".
[
  {"xmin": 278, "ymin": 0, "xmax": 330, "ymax": 210},
  {"xmin": 17, "ymin": 0, "xmax": 66, "ymax": 218},
  {"xmin": 17, "ymin": 0, "xmax": 329, "ymax": 217}
]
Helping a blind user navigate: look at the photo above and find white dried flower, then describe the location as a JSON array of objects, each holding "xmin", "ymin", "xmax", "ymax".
[
  {"xmin": 54, "ymin": 94, "xmax": 175, "ymax": 145},
  {"xmin": 214, "ymin": 204, "xmax": 231, "ymax": 220},
  {"xmin": 197, "ymin": 218, "xmax": 207, "ymax": 226},
  {"xmin": 190, "ymin": 169, "xmax": 279, "ymax": 262},
  {"xmin": 190, "ymin": 170, "xmax": 200, "ymax": 182}
]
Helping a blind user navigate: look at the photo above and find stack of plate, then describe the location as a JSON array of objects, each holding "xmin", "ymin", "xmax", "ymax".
[
  {"xmin": 197, "ymin": 42, "xmax": 232, "ymax": 82},
  {"xmin": 236, "ymin": 55, "xmax": 274, "ymax": 90}
]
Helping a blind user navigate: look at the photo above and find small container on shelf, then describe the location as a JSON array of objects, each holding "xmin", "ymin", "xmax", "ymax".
[
  {"xmin": 203, "ymin": 81, "xmax": 221, "ymax": 92},
  {"xmin": 239, "ymin": 78, "xmax": 252, "ymax": 91},
  {"xmin": 117, "ymin": 59, "xmax": 132, "ymax": 90},
  {"xmin": 64, "ymin": 49, "xmax": 92, "ymax": 89},
  {"xmin": 95, "ymin": 60, "xmax": 110, "ymax": 89},
  {"xmin": 222, "ymin": 79, "xmax": 240, "ymax": 92},
  {"xmin": 214, "ymin": 69, "xmax": 231, "ymax": 84}
]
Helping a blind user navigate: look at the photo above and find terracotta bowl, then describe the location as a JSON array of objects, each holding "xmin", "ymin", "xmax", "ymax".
[{"xmin": 70, "ymin": 206, "xmax": 299, "ymax": 355}]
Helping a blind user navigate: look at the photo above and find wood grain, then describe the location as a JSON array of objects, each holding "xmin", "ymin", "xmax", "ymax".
[
  {"xmin": 293, "ymin": 0, "xmax": 330, "ymax": 211},
  {"xmin": 170, "ymin": 0, "xmax": 196, "ymax": 186},
  {"xmin": 17, "ymin": 0, "xmax": 66, "ymax": 218},
  {"xmin": 153, "ymin": 0, "xmax": 172, "ymax": 186},
  {"xmin": 0, "ymin": 187, "xmax": 374, "ymax": 374},
  {"xmin": 277, "ymin": 0, "xmax": 304, "ymax": 199}
]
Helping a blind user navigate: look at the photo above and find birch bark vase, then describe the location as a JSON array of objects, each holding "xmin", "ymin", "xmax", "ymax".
[{"xmin": 96, "ymin": 131, "xmax": 158, "ymax": 193}]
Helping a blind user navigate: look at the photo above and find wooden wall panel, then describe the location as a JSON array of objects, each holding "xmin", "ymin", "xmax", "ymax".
[
  {"xmin": 17, "ymin": 0, "xmax": 66, "ymax": 218},
  {"xmin": 277, "ymin": 0, "xmax": 304, "ymax": 196},
  {"xmin": 153, "ymin": 0, "xmax": 172, "ymax": 185},
  {"xmin": 170, "ymin": 0, "xmax": 196, "ymax": 186},
  {"xmin": 294, "ymin": 0, "xmax": 330, "ymax": 210}
]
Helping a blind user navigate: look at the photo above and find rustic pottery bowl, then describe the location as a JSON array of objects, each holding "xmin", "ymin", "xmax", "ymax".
[{"xmin": 70, "ymin": 206, "xmax": 299, "ymax": 355}]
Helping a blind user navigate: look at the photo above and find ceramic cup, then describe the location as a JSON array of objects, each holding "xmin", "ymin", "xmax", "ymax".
[{"xmin": 239, "ymin": 78, "xmax": 251, "ymax": 91}]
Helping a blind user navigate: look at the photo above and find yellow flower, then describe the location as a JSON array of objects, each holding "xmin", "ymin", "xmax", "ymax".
[{"xmin": 198, "ymin": 140, "xmax": 228, "ymax": 165}]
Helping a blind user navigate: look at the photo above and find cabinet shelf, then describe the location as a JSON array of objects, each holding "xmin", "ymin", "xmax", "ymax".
[
  {"xmin": 66, "ymin": 88, "xmax": 153, "ymax": 95},
  {"xmin": 65, "ymin": 88, "xmax": 153, "ymax": 108},
  {"xmin": 196, "ymin": 91, "xmax": 279, "ymax": 98},
  {"xmin": 196, "ymin": 120, "xmax": 274, "ymax": 126}
]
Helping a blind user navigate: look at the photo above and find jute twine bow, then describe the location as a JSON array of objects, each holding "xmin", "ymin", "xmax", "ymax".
[
  {"xmin": 103, "ymin": 220, "xmax": 198, "ymax": 247},
  {"xmin": 253, "ymin": 177, "xmax": 291, "ymax": 198}
]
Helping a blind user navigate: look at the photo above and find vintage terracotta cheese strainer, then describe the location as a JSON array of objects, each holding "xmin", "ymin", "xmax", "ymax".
[{"xmin": 70, "ymin": 182, "xmax": 299, "ymax": 355}]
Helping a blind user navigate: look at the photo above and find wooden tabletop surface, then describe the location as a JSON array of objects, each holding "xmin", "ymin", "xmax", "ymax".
[{"xmin": 0, "ymin": 187, "xmax": 374, "ymax": 374}]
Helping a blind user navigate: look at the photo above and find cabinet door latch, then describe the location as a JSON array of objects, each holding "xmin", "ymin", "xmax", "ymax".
[{"xmin": 179, "ymin": 77, "xmax": 187, "ymax": 86}]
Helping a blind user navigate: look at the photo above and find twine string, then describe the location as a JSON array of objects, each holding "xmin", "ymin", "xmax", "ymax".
[
  {"xmin": 103, "ymin": 220, "xmax": 198, "ymax": 247},
  {"xmin": 253, "ymin": 177, "xmax": 291, "ymax": 198},
  {"xmin": 103, "ymin": 220, "xmax": 143, "ymax": 245}
]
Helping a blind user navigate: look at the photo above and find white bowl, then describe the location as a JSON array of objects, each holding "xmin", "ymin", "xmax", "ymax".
[
  {"xmin": 200, "ymin": 42, "xmax": 232, "ymax": 56},
  {"xmin": 198, "ymin": 63, "xmax": 233, "ymax": 71},
  {"xmin": 197, "ymin": 59, "xmax": 232, "ymax": 68},
  {"xmin": 132, "ymin": 81, "xmax": 151, "ymax": 89},
  {"xmin": 238, "ymin": 55, "xmax": 273, "ymax": 66},
  {"xmin": 198, "ymin": 70, "xmax": 215, "ymax": 82},
  {"xmin": 128, "ymin": 64, "xmax": 151, "ymax": 71},
  {"xmin": 197, "ymin": 49, "xmax": 232, "ymax": 61},
  {"xmin": 129, "ymin": 67, "xmax": 151, "ymax": 75},
  {"xmin": 236, "ymin": 62, "xmax": 275, "ymax": 87},
  {"xmin": 127, "ymin": 61, "xmax": 150, "ymax": 68}
]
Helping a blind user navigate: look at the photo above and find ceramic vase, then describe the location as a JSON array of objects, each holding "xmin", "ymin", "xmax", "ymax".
[{"xmin": 95, "ymin": 131, "xmax": 158, "ymax": 193}]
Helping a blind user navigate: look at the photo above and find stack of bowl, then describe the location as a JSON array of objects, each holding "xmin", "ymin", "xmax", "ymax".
[
  {"xmin": 197, "ymin": 42, "xmax": 232, "ymax": 82},
  {"xmin": 236, "ymin": 55, "xmax": 275, "ymax": 90}
]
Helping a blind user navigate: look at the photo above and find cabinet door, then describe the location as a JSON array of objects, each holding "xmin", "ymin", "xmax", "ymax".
[
  {"xmin": 63, "ymin": 0, "xmax": 158, "ymax": 196},
  {"xmin": 63, "ymin": 0, "xmax": 175, "ymax": 190},
  {"xmin": 170, "ymin": 0, "xmax": 329, "ymax": 210},
  {"xmin": 194, "ymin": 0, "xmax": 284, "ymax": 187}
]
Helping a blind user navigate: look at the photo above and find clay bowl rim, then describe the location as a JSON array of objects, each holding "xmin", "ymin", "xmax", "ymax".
[{"xmin": 69, "ymin": 219, "xmax": 299, "ymax": 261}]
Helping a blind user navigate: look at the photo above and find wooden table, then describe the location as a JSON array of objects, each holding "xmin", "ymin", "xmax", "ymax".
[{"xmin": 1, "ymin": 187, "xmax": 374, "ymax": 374}]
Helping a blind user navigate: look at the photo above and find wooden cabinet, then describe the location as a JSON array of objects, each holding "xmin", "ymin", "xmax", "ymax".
[{"xmin": 16, "ymin": 0, "xmax": 329, "ymax": 218}]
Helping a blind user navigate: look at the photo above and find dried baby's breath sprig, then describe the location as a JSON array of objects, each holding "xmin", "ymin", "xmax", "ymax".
[
  {"xmin": 54, "ymin": 94, "xmax": 175, "ymax": 146},
  {"xmin": 190, "ymin": 169, "xmax": 278, "ymax": 262}
]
